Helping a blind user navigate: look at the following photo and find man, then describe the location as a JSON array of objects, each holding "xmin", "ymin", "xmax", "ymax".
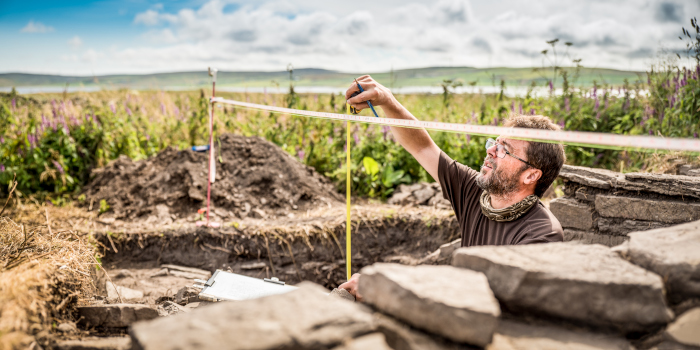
[{"xmin": 339, "ymin": 75, "xmax": 565, "ymax": 300}]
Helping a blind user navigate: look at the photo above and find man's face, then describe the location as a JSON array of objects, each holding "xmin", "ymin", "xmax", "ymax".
[{"xmin": 476, "ymin": 137, "xmax": 529, "ymax": 197}]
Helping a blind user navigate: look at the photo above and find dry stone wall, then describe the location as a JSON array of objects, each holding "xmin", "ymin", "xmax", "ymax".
[{"xmin": 550, "ymin": 164, "xmax": 700, "ymax": 247}]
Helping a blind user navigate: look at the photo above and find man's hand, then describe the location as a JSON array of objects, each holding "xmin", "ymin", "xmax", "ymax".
[
  {"xmin": 345, "ymin": 75, "xmax": 399, "ymax": 112},
  {"xmin": 338, "ymin": 273, "xmax": 363, "ymax": 302},
  {"xmin": 344, "ymin": 76, "xmax": 442, "ymax": 182}
]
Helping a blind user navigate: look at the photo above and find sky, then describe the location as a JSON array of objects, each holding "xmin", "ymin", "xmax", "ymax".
[{"xmin": 0, "ymin": 0, "xmax": 698, "ymax": 75}]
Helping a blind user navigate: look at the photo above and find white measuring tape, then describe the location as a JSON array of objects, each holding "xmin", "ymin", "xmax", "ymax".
[{"xmin": 212, "ymin": 97, "xmax": 700, "ymax": 152}]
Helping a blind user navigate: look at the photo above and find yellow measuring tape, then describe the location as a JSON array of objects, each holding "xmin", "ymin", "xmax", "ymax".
[{"xmin": 346, "ymin": 103, "xmax": 352, "ymax": 281}]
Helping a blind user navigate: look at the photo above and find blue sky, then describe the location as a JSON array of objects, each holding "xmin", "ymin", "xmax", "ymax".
[{"xmin": 1, "ymin": 0, "xmax": 697, "ymax": 75}]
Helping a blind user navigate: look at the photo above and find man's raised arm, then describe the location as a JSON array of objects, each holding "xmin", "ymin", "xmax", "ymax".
[{"xmin": 345, "ymin": 75, "xmax": 442, "ymax": 182}]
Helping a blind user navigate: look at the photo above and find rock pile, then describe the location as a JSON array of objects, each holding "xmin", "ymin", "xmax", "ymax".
[
  {"xmin": 387, "ymin": 182, "xmax": 452, "ymax": 209},
  {"xmin": 550, "ymin": 164, "xmax": 700, "ymax": 247},
  {"xmin": 126, "ymin": 219, "xmax": 700, "ymax": 349}
]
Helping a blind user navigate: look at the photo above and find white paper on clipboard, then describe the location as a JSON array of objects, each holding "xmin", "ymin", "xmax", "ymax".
[{"xmin": 198, "ymin": 270, "xmax": 297, "ymax": 302}]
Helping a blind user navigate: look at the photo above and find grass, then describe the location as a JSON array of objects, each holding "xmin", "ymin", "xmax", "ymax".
[{"xmin": 0, "ymin": 196, "xmax": 97, "ymax": 349}]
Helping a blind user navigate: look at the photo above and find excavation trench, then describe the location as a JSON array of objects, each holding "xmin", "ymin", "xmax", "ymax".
[{"xmin": 94, "ymin": 206, "xmax": 460, "ymax": 289}]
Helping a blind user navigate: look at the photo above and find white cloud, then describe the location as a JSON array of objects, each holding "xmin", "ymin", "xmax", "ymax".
[
  {"xmin": 134, "ymin": 10, "xmax": 161, "ymax": 26},
  {"xmin": 68, "ymin": 36, "xmax": 83, "ymax": 48},
  {"xmin": 15, "ymin": 0, "xmax": 700, "ymax": 75},
  {"xmin": 20, "ymin": 20, "xmax": 54, "ymax": 33}
]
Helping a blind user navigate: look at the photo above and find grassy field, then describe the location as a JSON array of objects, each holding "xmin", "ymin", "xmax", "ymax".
[
  {"xmin": 0, "ymin": 66, "xmax": 645, "ymax": 90},
  {"xmin": 0, "ymin": 62, "xmax": 698, "ymax": 201}
]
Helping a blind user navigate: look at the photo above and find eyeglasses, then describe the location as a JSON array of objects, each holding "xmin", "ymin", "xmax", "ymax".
[{"xmin": 485, "ymin": 138, "xmax": 538, "ymax": 169}]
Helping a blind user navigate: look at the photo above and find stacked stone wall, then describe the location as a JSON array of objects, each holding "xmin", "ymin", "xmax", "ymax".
[{"xmin": 550, "ymin": 165, "xmax": 700, "ymax": 247}]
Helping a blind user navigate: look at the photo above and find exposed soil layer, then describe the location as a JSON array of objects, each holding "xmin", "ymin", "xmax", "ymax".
[
  {"xmin": 95, "ymin": 207, "xmax": 460, "ymax": 289},
  {"xmin": 83, "ymin": 133, "xmax": 343, "ymax": 222}
]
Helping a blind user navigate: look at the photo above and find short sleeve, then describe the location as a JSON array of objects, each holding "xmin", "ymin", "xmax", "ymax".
[{"xmin": 437, "ymin": 151, "xmax": 479, "ymax": 220}]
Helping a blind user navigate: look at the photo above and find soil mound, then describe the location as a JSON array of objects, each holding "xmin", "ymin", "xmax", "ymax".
[{"xmin": 84, "ymin": 133, "xmax": 343, "ymax": 221}]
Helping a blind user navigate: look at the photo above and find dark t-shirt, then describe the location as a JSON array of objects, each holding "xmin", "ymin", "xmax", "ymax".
[{"xmin": 438, "ymin": 151, "xmax": 563, "ymax": 247}]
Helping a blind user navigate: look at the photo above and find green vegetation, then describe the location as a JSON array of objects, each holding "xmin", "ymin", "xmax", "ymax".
[
  {"xmin": 0, "ymin": 66, "xmax": 643, "ymax": 90},
  {"xmin": 3, "ymin": 22, "xmax": 700, "ymax": 201}
]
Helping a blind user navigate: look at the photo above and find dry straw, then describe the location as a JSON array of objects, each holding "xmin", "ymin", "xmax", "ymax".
[{"xmin": 0, "ymin": 204, "xmax": 96, "ymax": 349}]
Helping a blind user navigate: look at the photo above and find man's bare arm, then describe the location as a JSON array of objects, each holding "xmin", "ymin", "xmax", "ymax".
[{"xmin": 346, "ymin": 75, "xmax": 442, "ymax": 182}]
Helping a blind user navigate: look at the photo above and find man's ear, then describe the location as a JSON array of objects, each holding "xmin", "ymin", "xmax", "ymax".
[{"xmin": 523, "ymin": 168, "xmax": 542, "ymax": 185}]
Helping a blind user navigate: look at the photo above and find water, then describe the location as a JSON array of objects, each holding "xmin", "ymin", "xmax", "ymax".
[{"xmin": 1, "ymin": 85, "xmax": 647, "ymax": 98}]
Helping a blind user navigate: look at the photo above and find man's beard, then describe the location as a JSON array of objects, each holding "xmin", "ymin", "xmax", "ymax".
[{"xmin": 476, "ymin": 158, "xmax": 523, "ymax": 197}]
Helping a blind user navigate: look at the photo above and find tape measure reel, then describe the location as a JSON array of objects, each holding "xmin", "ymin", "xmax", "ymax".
[{"xmin": 347, "ymin": 91, "xmax": 361, "ymax": 114}]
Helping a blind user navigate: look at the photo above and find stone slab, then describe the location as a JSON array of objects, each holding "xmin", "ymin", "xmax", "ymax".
[
  {"xmin": 130, "ymin": 282, "xmax": 376, "ymax": 350},
  {"xmin": 359, "ymin": 263, "xmax": 500, "ymax": 347},
  {"xmin": 78, "ymin": 304, "xmax": 158, "ymax": 328},
  {"xmin": 549, "ymin": 197, "xmax": 594, "ymax": 230},
  {"xmin": 55, "ymin": 337, "xmax": 131, "ymax": 350},
  {"xmin": 329, "ymin": 288, "xmax": 356, "ymax": 302},
  {"xmin": 622, "ymin": 220, "xmax": 700, "ymax": 302},
  {"xmin": 452, "ymin": 242, "xmax": 673, "ymax": 332},
  {"xmin": 595, "ymin": 195, "xmax": 700, "ymax": 224},
  {"xmin": 563, "ymin": 229, "xmax": 628, "ymax": 247},
  {"xmin": 665, "ymin": 308, "xmax": 700, "ymax": 347},
  {"xmin": 106, "ymin": 282, "xmax": 143, "ymax": 302},
  {"xmin": 331, "ymin": 333, "xmax": 393, "ymax": 350},
  {"xmin": 413, "ymin": 187, "xmax": 437, "ymax": 205},
  {"xmin": 373, "ymin": 313, "xmax": 472, "ymax": 350},
  {"xmin": 559, "ymin": 164, "xmax": 700, "ymax": 199},
  {"xmin": 598, "ymin": 218, "xmax": 671, "ymax": 235},
  {"xmin": 486, "ymin": 319, "xmax": 633, "ymax": 350}
]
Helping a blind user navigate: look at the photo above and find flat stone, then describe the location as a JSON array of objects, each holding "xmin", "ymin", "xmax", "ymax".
[
  {"xmin": 359, "ymin": 263, "xmax": 500, "ymax": 346},
  {"xmin": 549, "ymin": 197, "xmax": 594, "ymax": 230},
  {"xmin": 665, "ymin": 308, "xmax": 700, "ymax": 347},
  {"xmin": 452, "ymin": 242, "xmax": 673, "ymax": 332},
  {"xmin": 374, "ymin": 313, "xmax": 472, "ymax": 350},
  {"xmin": 487, "ymin": 319, "xmax": 633, "ymax": 350},
  {"xmin": 55, "ymin": 337, "xmax": 131, "ymax": 350},
  {"xmin": 388, "ymin": 191, "xmax": 412, "ymax": 205},
  {"xmin": 559, "ymin": 165, "xmax": 700, "ymax": 199},
  {"xmin": 106, "ymin": 282, "xmax": 143, "ymax": 302},
  {"xmin": 688, "ymin": 169, "xmax": 700, "ymax": 177},
  {"xmin": 329, "ymin": 288, "xmax": 356, "ymax": 302},
  {"xmin": 130, "ymin": 282, "xmax": 376, "ymax": 350},
  {"xmin": 595, "ymin": 195, "xmax": 700, "ymax": 224},
  {"xmin": 78, "ymin": 304, "xmax": 158, "ymax": 328},
  {"xmin": 331, "ymin": 333, "xmax": 393, "ymax": 350},
  {"xmin": 413, "ymin": 187, "xmax": 437, "ymax": 205},
  {"xmin": 598, "ymin": 218, "xmax": 671, "ymax": 235},
  {"xmin": 622, "ymin": 220, "xmax": 700, "ymax": 302},
  {"xmin": 679, "ymin": 165, "xmax": 700, "ymax": 176},
  {"xmin": 558, "ymin": 165, "xmax": 621, "ymax": 190},
  {"xmin": 563, "ymin": 229, "xmax": 628, "ymax": 247}
]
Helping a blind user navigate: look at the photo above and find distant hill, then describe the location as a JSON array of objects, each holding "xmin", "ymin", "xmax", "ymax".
[{"xmin": 0, "ymin": 67, "xmax": 646, "ymax": 90}]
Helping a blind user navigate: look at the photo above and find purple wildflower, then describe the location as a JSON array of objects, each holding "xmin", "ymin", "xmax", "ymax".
[
  {"xmin": 0, "ymin": 164, "xmax": 4, "ymax": 172},
  {"xmin": 381, "ymin": 125, "xmax": 391, "ymax": 140},
  {"xmin": 0, "ymin": 136, "xmax": 4, "ymax": 144},
  {"xmin": 353, "ymin": 131, "xmax": 360, "ymax": 144},
  {"xmin": 160, "ymin": 103, "xmax": 166, "ymax": 115},
  {"xmin": 174, "ymin": 106, "xmax": 180, "ymax": 118},
  {"xmin": 565, "ymin": 98, "xmax": 570, "ymax": 112},
  {"xmin": 110, "ymin": 104, "xmax": 116, "ymax": 114},
  {"xmin": 558, "ymin": 120, "xmax": 565, "ymax": 128},
  {"xmin": 11, "ymin": 99, "xmax": 16, "ymax": 110},
  {"xmin": 649, "ymin": 129, "xmax": 654, "ymax": 136},
  {"xmin": 126, "ymin": 107, "xmax": 132, "ymax": 116},
  {"xmin": 465, "ymin": 134, "xmax": 471, "ymax": 143},
  {"xmin": 297, "ymin": 149, "xmax": 305, "ymax": 160},
  {"xmin": 328, "ymin": 136, "xmax": 333, "ymax": 144},
  {"xmin": 549, "ymin": 80, "xmax": 553, "ymax": 93},
  {"xmin": 594, "ymin": 98, "xmax": 600, "ymax": 110},
  {"xmin": 530, "ymin": 108, "xmax": 536, "ymax": 115},
  {"xmin": 510, "ymin": 101, "xmax": 515, "ymax": 112},
  {"xmin": 518, "ymin": 104, "xmax": 523, "ymax": 114},
  {"xmin": 52, "ymin": 160, "xmax": 64, "ymax": 174},
  {"xmin": 695, "ymin": 132, "xmax": 699, "ymax": 139}
]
